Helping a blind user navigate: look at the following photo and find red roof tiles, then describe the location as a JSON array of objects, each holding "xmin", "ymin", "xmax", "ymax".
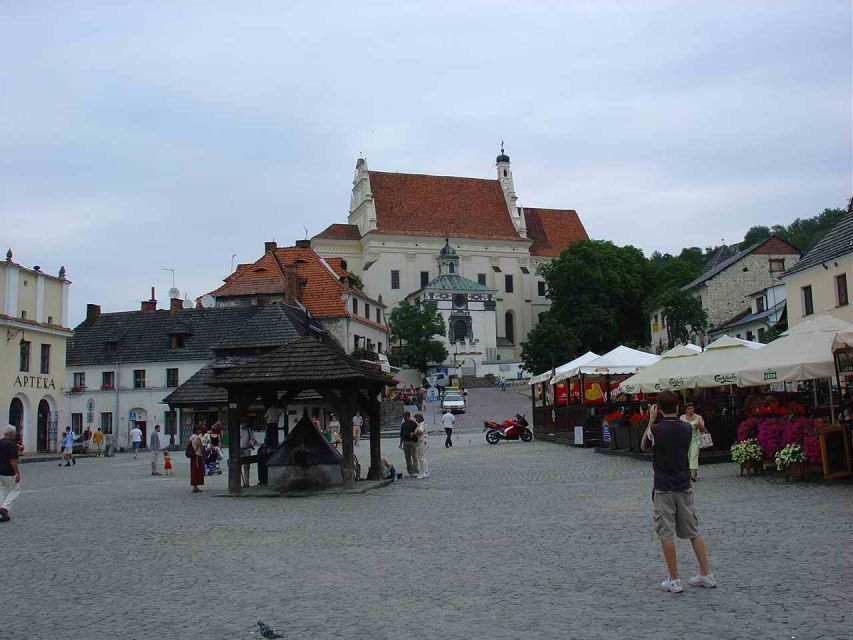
[
  {"xmin": 208, "ymin": 247, "xmax": 386, "ymax": 327},
  {"xmin": 314, "ymin": 223, "xmax": 362, "ymax": 241},
  {"xmin": 524, "ymin": 207, "xmax": 589, "ymax": 257},
  {"xmin": 368, "ymin": 171, "xmax": 522, "ymax": 241}
]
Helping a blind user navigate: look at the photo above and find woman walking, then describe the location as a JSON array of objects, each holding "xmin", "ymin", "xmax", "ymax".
[
  {"xmin": 189, "ymin": 425, "xmax": 206, "ymax": 493},
  {"xmin": 414, "ymin": 413, "xmax": 429, "ymax": 478},
  {"xmin": 680, "ymin": 402, "xmax": 706, "ymax": 481}
]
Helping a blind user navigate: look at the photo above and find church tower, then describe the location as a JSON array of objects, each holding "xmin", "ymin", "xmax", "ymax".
[{"xmin": 496, "ymin": 145, "xmax": 526, "ymax": 237}]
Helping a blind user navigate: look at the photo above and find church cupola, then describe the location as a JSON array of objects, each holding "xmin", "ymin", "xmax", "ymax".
[{"xmin": 437, "ymin": 238, "xmax": 459, "ymax": 275}]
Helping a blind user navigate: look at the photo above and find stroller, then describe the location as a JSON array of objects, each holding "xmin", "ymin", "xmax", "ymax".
[{"xmin": 205, "ymin": 444, "xmax": 223, "ymax": 475}]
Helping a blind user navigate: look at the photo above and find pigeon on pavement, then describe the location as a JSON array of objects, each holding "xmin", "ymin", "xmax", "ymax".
[{"xmin": 257, "ymin": 621, "xmax": 284, "ymax": 639}]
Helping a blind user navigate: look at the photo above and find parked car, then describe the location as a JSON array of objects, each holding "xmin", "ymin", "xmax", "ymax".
[{"xmin": 441, "ymin": 391, "xmax": 466, "ymax": 413}]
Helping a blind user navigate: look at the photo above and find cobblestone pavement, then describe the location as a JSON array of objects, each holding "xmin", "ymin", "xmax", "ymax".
[{"xmin": 6, "ymin": 387, "xmax": 851, "ymax": 640}]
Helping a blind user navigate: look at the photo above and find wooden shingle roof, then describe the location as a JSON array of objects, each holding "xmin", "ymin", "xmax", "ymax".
[{"xmin": 208, "ymin": 337, "xmax": 393, "ymax": 387}]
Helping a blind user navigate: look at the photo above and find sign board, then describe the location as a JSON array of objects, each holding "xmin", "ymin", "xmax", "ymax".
[
  {"xmin": 87, "ymin": 399, "xmax": 95, "ymax": 412},
  {"xmin": 573, "ymin": 426, "xmax": 584, "ymax": 445},
  {"xmin": 129, "ymin": 412, "xmax": 136, "ymax": 422},
  {"xmin": 427, "ymin": 388, "xmax": 439, "ymax": 402}
]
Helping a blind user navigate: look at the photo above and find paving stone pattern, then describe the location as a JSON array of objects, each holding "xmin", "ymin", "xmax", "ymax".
[{"xmin": 6, "ymin": 388, "xmax": 851, "ymax": 640}]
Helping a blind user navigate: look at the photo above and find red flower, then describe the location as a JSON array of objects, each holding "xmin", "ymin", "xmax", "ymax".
[
  {"xmin": 604, "ymin": 410, "xmax": 624, "ymax": 423},
  {"xmin": 629, "ymin": 412, "xmax": 649, "ymax": 424}
]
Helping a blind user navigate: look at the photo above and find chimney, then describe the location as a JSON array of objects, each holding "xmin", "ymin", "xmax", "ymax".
[
  {"xmin": 169, "ymin": 297, "xmax": 182, "ymax": 315},
  {"xmin": 265, "ymin": 241, "xmax": 277, "ymax": 253},
  {"xmin": 295, "ymin": 239, "xmax": 311, "ymax": 248},
  {"xmin": 86, "ymin": 304, "xmax": 101, "ymax": 321},
  {"xmin": 141, "ymin": 287, "xmax": 157, "ymax": 312}
]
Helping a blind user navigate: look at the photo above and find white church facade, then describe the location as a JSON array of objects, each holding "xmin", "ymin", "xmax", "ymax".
[{"xmin": 312, "ymin": 148, "xmax": 588, "ymax": 377}]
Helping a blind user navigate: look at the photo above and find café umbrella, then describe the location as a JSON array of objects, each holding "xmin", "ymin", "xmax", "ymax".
[
  {"xmin": 619, "ymin": 344, "xmax": 701, "ymax": 394},
  {"xmin": 528, "ymin": 351, "xmax": 600, "ymax": 386},
  {"xmin": 738, "ymin": 315, "xmax": 853, "ymax": 386},
  {"xmin": 662, "ymin": 335, "xmax": 763, "ymax": 390}
]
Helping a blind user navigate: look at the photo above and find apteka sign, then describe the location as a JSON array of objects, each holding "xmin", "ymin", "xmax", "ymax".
[{"xmin": 13, "ymin": 375, "xmax": 55, "ymax": 390}]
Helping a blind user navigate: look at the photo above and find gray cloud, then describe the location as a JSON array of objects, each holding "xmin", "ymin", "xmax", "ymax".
[{"xmin": 1, "ymin": 0, "xmax": 850, "ymax": 324}]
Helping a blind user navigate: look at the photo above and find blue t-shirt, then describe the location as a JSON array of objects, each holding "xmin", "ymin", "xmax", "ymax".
[{"xmin": 62, "ymin": 431, "xmax": 75, "ymax": 448}]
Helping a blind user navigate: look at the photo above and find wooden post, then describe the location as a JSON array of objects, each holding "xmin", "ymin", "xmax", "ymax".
[
  {"xmin": 367, "ymin": 385, "xmax": 383, "ymax": 480},
  {"xmin": 340, "ymin": 389, "xmax": 355, "ymax": 489},
  {"xmin": 227, "ymin": 390, "xmax": 243, "ymax": 494}
]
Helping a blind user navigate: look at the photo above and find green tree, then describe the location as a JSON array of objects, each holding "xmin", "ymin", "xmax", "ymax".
[
  {"xmin": 741, "ymin": 207, "xmax": 846, "ymax": 252},
  {"xmin": 652, "ymin": 257, "xmax": 701, "ymax": 294},
  {"xmin": 759, "ymin": 326, "xmax": 783, "ymax": 344},
  {"xmin": 659, "ymin": 289, "xmax": 708, "ymax": 349},
  {"xmin": 539, "ymin": 240, "xmax": 655, "ymax": 353},
  {"xmin": 520, "ymin": 312, "xmax": 580, "ymax": 374},
  {"xmin": 387, "ymin": 301, "xmax": 448, "ymax": 374}
]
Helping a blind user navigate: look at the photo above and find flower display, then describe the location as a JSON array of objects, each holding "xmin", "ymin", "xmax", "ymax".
[
  {"xmin": 604, "ymin": 410, "xmax": 624, "ymax": 423},
  {"xmin": 774, "ymin": 444, "xmax": 807, "ymax": 471},
  {"xmin": 736, "ymin": 404, "xmax": 823, "ymax": 464},
  {"xmin": 628, "ymin": 412, "xmax": 649, "ymax": 425},
  {"xmin": 731, "ymin": 439, "xmax": 763, "ymax": 464}
]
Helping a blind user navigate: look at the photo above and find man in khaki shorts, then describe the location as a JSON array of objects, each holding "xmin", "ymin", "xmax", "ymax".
[{"xmin": 641, "ymin": 391, "xmax": 715, "ymax": 593}]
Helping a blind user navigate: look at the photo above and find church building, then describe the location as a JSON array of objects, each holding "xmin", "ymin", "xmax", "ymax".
[{"xmin": 312, "ymin": 148, "xmax": 588, "ymax": 376}]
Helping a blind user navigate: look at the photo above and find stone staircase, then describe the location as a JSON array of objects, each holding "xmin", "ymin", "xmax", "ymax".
[{"xmin": 459, "ymin": 375, "xmax": 496, "ymax": 389}]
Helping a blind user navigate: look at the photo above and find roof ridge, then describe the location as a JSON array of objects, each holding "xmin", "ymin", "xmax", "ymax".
[{"xmin": 368, "ymin": 170, "xmax": 499, "ymax": 183}]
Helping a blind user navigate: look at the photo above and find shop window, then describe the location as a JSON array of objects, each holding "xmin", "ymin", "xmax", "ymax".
[
  {"xmin": 19, "ymin": 340, "xmax": 30, "ymax": 372},
  {"xmin": 133, "ymin": 369, "xmax": 146, "ymax": 389},
  {"xmin": 40, "ymin": 343, "xmax": 50, "ymax": 374},
  {"xmin": 801, "ymin": 285, "xmax": 814, "ymax": 316},
  {"xmin": 836, "ymin": 273, "xmax": 849, "ymax": 307},
  {"xmin": 166, "ymin": 368, "xmax": 179, "ymax": 388}
]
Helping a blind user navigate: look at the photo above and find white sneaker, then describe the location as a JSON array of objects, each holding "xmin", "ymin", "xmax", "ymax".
[
  {"xmin": 419, "ymin": 472, "xmax": 430, "ymax": 478},
  {"xmin": 661, "ymin": 578, "xmax": 683, "ymax": 593},
  {"xmin": 689, "ymin": 574, "xmax": 716, "ymax": 588}
]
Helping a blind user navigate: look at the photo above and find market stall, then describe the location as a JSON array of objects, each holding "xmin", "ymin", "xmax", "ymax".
[{"xmin": 530, "ymin": 351, "xmax": 599, "ymax": 439}]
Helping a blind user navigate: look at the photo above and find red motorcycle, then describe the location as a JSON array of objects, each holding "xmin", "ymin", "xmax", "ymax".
[{"xmin": 483, "ymin": 414, "xmax": 532, "ymax": 444}]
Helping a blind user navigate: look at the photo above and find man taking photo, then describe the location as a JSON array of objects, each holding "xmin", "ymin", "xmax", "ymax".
[{"xmin": 641, "ymin": 391, "xmax": 715, "ymax": 593}]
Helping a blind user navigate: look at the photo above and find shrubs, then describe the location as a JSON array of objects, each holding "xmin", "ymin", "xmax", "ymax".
[{"xmin": 731, "ymin": 439, "xmax": 763, "ymax": 464}]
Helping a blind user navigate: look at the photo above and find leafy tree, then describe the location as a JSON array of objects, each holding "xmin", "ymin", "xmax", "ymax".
[
  {"xmin": 741, "ymin": 207, "xmax": 846, "ymax": 253},
  {"xmin": 387, "ymin": 301, "xmax": 448, "ymax": 374},
  {"xmin": 759, "ymin": 326, "xmax": 783, "ymax": 344},
  {"xmin": 652, "ymin": 258, "xmax": 701, "ymax": 294},
  {"xmin": 539, "ymin": 240, "xmax": 655, "ymax": 353},
  {"xmin": 677, "ymin": 247, "xmax": 705, "ymax": 271},
  {"xmin": 520, "ymin": 312, "xmax": 580, "ymax": 374},
  {"xmin": 659, "ymin": 289, "xmax": 708, "ymax": 349}
]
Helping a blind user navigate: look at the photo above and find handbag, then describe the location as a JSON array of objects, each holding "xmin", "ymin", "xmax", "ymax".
[{"xmin": 698, "ymin": 432, "xmax": 714, "ymax": 449}]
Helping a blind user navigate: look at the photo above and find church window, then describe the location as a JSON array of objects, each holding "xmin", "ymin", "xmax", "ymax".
[
  {"xmin": 453, "ymin": 294, "xmax": 467, "ymax": 310},
  {"xmin": 538, "ymin": 281, "xmax": 546, "ymax": 296},
  {"xmin": 364, "ymin": 303, "xmax": 370, "ymax": 318},
  {"xmin": 492, "ymin": 265, "xmax": 501, "ymax": 272},
  {"xmin": 420, "ymin": 271, "xmax": 429, "ymax": 287},
  {"xmin": 520, "ymin": 266, "xmax": 530, "ymax": 274},
  {"xmin": 505, "ymin": 312, "xmax": 515, "ymax": 344},
  {"xmin": 503, "ymin": 169, "xmax": 507, "ymax": 177},
  {"xmin": 391, "ymin": 270, "xmax": 400, "ymax": 290},
  {"xmin": 505, "ymin": 275, "xmax": 514, "ymax": 293},
  {"xmin": 452, "ymin": 319, "xmax": 469, "ymax": 343},
  {"xmin": 376, "ymin": 308, "xmax": 381, "ymax": 323},
  {"xmin": 449, "ymin": 262, "xmax": 455, "ymax": 274},
  {"xmin": 477, "ymin": 273, "xmax": 486, "ymax": 286}
]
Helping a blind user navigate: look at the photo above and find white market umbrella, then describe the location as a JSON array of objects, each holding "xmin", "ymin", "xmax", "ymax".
[
  {"xmin": 620, "ymin": 345, "xmax": 701, "ymax": 393},
  {"xmin": 554, "ymin": 345, "xmax": 660, "ymax": 384},
  {"xmin": 738, "ymin": 315, "xmax": 853, "ymax": 387},
  {"xmin": 532, "ymin": 351, "xmax": 600, "ymax": 385},
  {"xmin": 832, "ymin": 329, "xmax": 853, "ymax": 353},
  {"xmin": 663, "ymin": 335, "xmax": 763, "ymax": 390}
]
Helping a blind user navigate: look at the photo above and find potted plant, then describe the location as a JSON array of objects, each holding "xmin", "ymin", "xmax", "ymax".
[
  {"xmin": 628, "ymin": 411, "xmax": 649, "ymax": 453},
  {"xmin": 731, "ymin": 438, "xmax": 764, "ymax": 475},
  {"xmin": 774, "ymin": 444, "xmax": 809, "ymax": 481},
  {"xmin": 604, "ymin": 410, "xmax": 629, "ymax": 450}
]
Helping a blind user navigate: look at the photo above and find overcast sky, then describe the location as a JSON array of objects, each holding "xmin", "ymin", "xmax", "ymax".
[{"xmin": 2, "ymin": 1, "xmax": 850, "ymax": 325}]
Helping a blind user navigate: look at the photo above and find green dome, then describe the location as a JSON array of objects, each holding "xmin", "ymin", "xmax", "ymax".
[{"xmin": 439, "ymin": 240, "xmax": 457, "ymax": 257}]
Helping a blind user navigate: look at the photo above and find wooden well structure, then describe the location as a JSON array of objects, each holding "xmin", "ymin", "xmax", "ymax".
[{"xmin": 208, "ymin": 337, "xmax": 395, "ymax": 493}]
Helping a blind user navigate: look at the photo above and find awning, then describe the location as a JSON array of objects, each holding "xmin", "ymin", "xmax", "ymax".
[
  {"xmin": 528, "ymin": 351, "xmax": 599, "ymax": 385},
  {"xmin": 619, "ymin": 344, "xmax": 701, "ymax": 394},
  {"xmin": 662, "ymin": 335, "xmax": 763, "ymax": 390}
]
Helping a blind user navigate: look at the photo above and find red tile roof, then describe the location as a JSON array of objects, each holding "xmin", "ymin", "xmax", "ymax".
[
  {"xmin": 208, "ymin": 247, "xmax": 387, "ymax": 328},
  {"xmin": 524, "ymin": 207, "xmax": 589, "ymax": 257},
  {"xmin": 368, "ymin": 171, "xmax": 522, "ymax": 241},
  {"xmin": 314, "ymin": 223, "xmax": 362, "ymax": 241}
]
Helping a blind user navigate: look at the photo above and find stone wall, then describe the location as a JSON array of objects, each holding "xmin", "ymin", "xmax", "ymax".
[{"xmin": 699, "ymin": 252, "xmax": 799, "ymax": 329}]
